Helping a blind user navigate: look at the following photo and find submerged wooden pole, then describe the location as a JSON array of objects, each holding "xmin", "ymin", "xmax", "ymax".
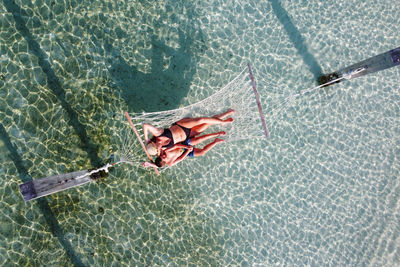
[
  {"xmin": 318, "ymin": 46, "xmax": 400, "ymax": 87},
  {"xmin": 19, "ymin": 164, "xmax": 112, "ymax": 202}
]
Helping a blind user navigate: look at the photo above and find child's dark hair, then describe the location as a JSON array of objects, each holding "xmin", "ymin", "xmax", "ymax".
[
  {"xmin": 150, "ymin": 136, "xmax": 157, "ymax": 143},
  {"xmin": 154, "ymin": 157, "xmax": 164, "ymax": 168}
]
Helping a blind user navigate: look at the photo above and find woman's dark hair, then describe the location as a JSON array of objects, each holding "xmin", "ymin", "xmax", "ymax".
[
  {"xmin": 150, "ymin": 136, "xmax": 157, "ymax": 143},
  {"xmin": 154, "ymin": 157, "xmax": 164, "ymax": 168}
]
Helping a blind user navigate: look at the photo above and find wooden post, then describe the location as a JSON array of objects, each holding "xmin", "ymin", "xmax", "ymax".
[
  {"xmin": 19, "ymin": 170, "xmax": 92, "ymax": 201},
  {"xmin": 248, "ymin": 63, "xmax": 269, "ymax": 139}
]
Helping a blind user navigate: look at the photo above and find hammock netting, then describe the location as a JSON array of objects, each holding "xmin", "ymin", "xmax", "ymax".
[{"xmin": 117, "ymin": 66, "xmax": 268, "ymax": 167}]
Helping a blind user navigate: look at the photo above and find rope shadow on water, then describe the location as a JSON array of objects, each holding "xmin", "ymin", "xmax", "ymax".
[
  {"xmin": 3, "ymin": 0, "xmax": 103, "ymax": 168},
  {"xmin": 269, "ymin": 0, "xmax": 323, "ymax": 81},
  {"xmin": 0, "ymin": 124, "xmax": 85, "ymax": 267}
]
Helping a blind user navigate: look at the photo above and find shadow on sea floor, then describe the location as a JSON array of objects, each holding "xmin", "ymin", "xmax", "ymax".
[
  {"xmin": 106, "ymin": 30, "xmax": 200, "ymax": 113},
  {"xmin": 269, "ymin": 0, "xmax": 323, "ymax": 81},
  {"xmin": 0, "ymin": 123, "xmax": 85, "ymax": 267},
  {"xmin": 3, "ymin": 0, "xmax": 103, "ymax": 168},
  {"xmin": 84, "ymin": 3, "xmax": 228, "ymax": 264},
  {"xmin": 2, "ymin": 0, "xmax": 107, "ymax": 265},
  {"xmin": 2, "ymin": 0, "xmax": 224, "ymax": 264}
]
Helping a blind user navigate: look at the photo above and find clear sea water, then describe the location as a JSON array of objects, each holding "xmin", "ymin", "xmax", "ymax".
[{"xmin": 1, "ymin": 0, "xmax": 399, "ymax": 266}]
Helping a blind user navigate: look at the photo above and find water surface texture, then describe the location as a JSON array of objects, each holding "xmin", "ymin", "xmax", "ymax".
[{"xmin": 1, "ymin": 0, "xmax": 399, "ymax": 266}]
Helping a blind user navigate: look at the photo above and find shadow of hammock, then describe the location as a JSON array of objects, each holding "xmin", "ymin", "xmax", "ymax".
[{"xmin": 107, "ymin": 27, "xmax": 202, "ymax": 113}]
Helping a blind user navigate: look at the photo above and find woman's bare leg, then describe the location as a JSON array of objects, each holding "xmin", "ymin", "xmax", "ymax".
[
  {"xmin": 189, "ymin": 117, "xmax": 233, "ymax": 136},
  {"xmin": 193, "ymin": 138, "xmax": 225, "ymax": 157},
  {"xmin": 190, "ymin": 131, "xmax": 226, "ymax": 146},
  {"xmin": 176, "ymin": 109, "xmax": 235, "ymax": 136},
  {"xmin": 213, "ymin": 108, "xmax": 235, "ymax": 120},
  {"xmin": 177, "ymin": 116, "xmax": 233, "ymax": 128}
]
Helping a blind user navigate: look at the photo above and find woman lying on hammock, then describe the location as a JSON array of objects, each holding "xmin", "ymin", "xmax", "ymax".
[
  {"xmin": 143, "ymin": 108, "xmax": 235, "ymax": 157},
  {"xmin": 142, "ymin": 132, "xmax": 225, "ymax": 168}
]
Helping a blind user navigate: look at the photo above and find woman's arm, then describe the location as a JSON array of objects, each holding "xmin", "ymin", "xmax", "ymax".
[
  {"xmin": 142, "ymin": 161, "xmax": 158, "ymax": 168},
  {"xmin": 143, "ymin": 123, "xmax": 164, "ymax": 142},
  {"xmin": 164, "ymin": 143, "xmax": 191, "ymax": 152},
  {"xmin": 170, "ymin": 147, "xmax": 193, "ymax": 166}
]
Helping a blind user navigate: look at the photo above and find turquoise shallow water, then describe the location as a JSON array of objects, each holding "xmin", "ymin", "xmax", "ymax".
[{"xmin": 1, "ymin": 0, "xmax": 399, "ymax": 266}]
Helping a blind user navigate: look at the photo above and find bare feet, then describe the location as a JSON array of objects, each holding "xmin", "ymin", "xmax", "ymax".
[
  {"xmin": 218, "ymin": 131, "xmax": 226, "ymax": 136},
  {"xmin": 223, "ymin": 118, "xmax": 234, "ymax": 123},
  {"xmin": 214, "ymin": 108, "xmax": 236, "ymax": 120},
  {"xmin": 214, "ymin": 138, "xmax": 225, "ymax": 144},
  {"xmin": 226, "ymin": 108, "xmax": 235, "ymax": 115}
]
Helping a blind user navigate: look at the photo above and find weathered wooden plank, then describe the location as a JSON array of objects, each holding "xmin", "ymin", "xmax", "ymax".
[
  {"xmin": 19, "ymin": 164, "xmax": 112, "ymax": 202},
  {"xmin": 19, "ymin": 170, "xmax": 93, "ymax": 202},
  {"xmin": 318, "ymin": 46, "xmax": 400, "ymax": 86}
]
